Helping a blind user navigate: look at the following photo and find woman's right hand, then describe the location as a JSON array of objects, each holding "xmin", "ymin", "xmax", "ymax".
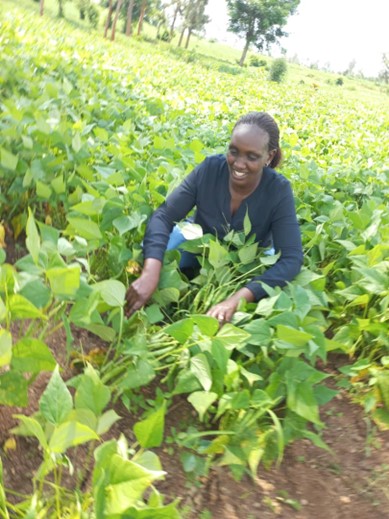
[{"xmin": 125, "ymin": 258, "xmax": 162, "ymax": 317}]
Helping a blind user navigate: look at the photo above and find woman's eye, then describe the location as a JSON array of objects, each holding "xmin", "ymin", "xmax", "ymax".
[
  {"xmin": 248, "ymin": 155, "xmax": 259, "ymax": 161},
  {"xmin": 229, "ymin": 149, "xmax": 238, "ymax": 156}
]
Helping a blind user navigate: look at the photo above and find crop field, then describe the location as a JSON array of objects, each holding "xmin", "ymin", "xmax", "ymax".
[{"xmin": 0, "ymin": 1, "xmax": 389, "ymax": 517}]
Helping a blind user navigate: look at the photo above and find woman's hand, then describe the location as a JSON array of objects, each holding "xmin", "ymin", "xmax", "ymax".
[
  {"xmin": 125, "ymin": 258, "xmax": 162, "ymax": 317},
  {"xmin": 206, "ymin": 287, "xmax": 255, "ymax": 326}
]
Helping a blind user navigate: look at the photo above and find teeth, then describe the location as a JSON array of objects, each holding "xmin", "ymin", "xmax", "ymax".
[{"xmin": 234, "ymin": 170, "xmax": 246, "ymax": 177}]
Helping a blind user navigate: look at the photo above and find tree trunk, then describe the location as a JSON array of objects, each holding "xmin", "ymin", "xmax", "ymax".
[
  {"xmin": 170, "ymin": 4, "xmax": 179, "ymax": 38},
  {"xmin": 125, "ymin": 0, "xmax": 135, "ymax": 36},
  {"xmin": 104, "ymin": 0, "xmax": 114, "ymax": 38},
  {"xmin": 178, "ymin": 27, "xmax": 185, "ymax": 47},
  {"xmin": 137, "ymin": 0, "xmax": 147, "ymax": 36},
  {"xmin": 111, "ymin": 0, "xmax": 124, "ymax": 41},
  {"xmin": 58, "ymin": 0, "xmax": 64, "ymax": 18},
  {"xmin": 185, "ymin": 27, "xmax": 192, "ymax": 49},
  {"xmin": 239, "ymin": 38, "xmax": 251, "ymax": 66},
  {"xmin": 39, "ymin": 0, "xmax": 44, "ymax": 16}
]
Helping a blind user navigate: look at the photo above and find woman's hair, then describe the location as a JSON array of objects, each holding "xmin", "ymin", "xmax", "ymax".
[{"xmin": 234, "ymin": 111, "xmax": 282, "ymax": 168}]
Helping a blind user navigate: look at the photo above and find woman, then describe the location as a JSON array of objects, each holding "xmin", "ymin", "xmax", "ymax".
[{"xmin": 126, "ymin": 112, "xmax": 303, "ymax": 324}]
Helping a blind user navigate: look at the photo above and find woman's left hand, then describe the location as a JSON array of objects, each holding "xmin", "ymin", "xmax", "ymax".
[{"xmin": 206, "ymin": 288, "xmax": 255, "ymax": 326}]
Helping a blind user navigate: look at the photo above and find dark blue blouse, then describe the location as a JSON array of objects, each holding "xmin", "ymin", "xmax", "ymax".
[{"xmin": 143, "ymin": 154, "xmax": 303, "ymax": 301}]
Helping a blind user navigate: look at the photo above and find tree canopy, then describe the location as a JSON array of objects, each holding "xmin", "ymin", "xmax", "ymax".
[{"xmin": 227, "ymin": 0, "xmax": 300, "ymax": 66}]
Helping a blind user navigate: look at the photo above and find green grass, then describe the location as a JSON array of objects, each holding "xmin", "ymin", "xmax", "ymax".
[{"xmin": 14, "ymin": 0, "xmax": 388, "ymax": 108}]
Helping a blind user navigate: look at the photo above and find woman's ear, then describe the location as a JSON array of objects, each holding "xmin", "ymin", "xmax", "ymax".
[{"xmin": 268, "ymin": 149, "xmax": 277, "ymax": 165}]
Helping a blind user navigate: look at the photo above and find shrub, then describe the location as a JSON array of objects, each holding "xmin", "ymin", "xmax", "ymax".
[
  {"xmin": 335, "ymin": 77, "xmax": 344, "ymax": 86},
  {"xmin": 218, "ymin": 64, "xmax": 241, "ymax": 75},
  {"xmin": 269, "ymin": 58, "xmax": 287, "ymax": 83},
  {"xmin": 87, "ymin": 4, "xmax": 99, "ymax": 28},
  {"xmin": 249, "ymin": 55, "xmax": 267, "ymax": 68}
]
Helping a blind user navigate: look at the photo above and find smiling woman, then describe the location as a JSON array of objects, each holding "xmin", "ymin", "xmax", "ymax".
[{"xmin": 125, "ymin": 112, "xmax": 304, "ymax": 323}]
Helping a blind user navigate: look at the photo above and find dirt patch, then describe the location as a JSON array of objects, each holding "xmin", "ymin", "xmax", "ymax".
[{"xmin": 155, "ymin": 388, "xmax": 389, "ymax": 519}]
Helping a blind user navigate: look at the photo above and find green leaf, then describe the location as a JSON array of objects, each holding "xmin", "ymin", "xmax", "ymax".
[
  {"xmin": 26, "ymin": 208, "xmax": 41, "ymax": 265},
  {"xmin": 172, "ymin": 370, "xmax": 202, "ymax": 395},
  {"xmin": 66, "ymin": 408, "xmax": 97, "ymax": 431},
  {"xmin": 118, "ymin": 359, "xmax": 155, "ymax": 390},
  {"xmin": 113, "ymin": 213, "xmax": 147, "ymax": 235},
  {"xmin": 276, "ymin": 325, "xmax": 313, "ymax": 347},
  {"xmin": 0, "ymin": 371, "xmax": 28, "ymax": 406},
  {"xmin": 216, "ymin": 323, "xmax": 251, "ymax": 348},
  {"xmin": 240, "ymin": 366, "xmax": 262, "ymax": 385},
  {"xmin": 303, "ymin": 430, "xmax": 331, "ymax": 452},
  {"xmin": 190, "ymin": 353, "xmax": 212, "ymax": 391},
  {"xmin": 287, "ymin": 380, "xmax": 321, "ymax": 425},
  {"xmin": 244, "ymin": 319, "xmax": 272, "ymax": 345},
  {"xmin": 238, "ymin": 242, "xmax": 258, "ymax": 264},
  {"xmin": 145, "ymin": 304, "xmax": 164, "ymax": 324},
  {"xmin": 8, "ymin": 294, "xmax": 45, "ymax": 320},
  {"xmin": 46, "ymin": 265, "xmax": 81, "ymax": 296},
  {"xmin": 1, "ymin": 147, "xmax": 18, "ymax": 171},
  {"xmin": 39, "ymin": 366, "xmax": 73, "ymax": 425},
  {"xmin": 192, "ymin": 315, "xmax": 219, "ymax": 337},
  {"xmin": 188, "ymin": 391, "xmax": 218, "ymax": 421},
  {"xmin": 36, "ymin": 180, "xmax": 52, "ymax": 198},
  {"xmin": 72, "ymin": 132, "xmax": 82, "ymax": 153},
  {"xmin": 11, "ymin": 338, "xmax": 56, "ymax": 373},
  {"xmin": 134, "ymin": 402, "xmax": 166, "ymax": 449},
  {"xmin": 153, "ymin": 287, "xmax": 180, "ymax": 305},
  {"xmin": 51, "ymin": 175, "xmax": 66, "ymax": 194},
  {"xmin": 243, "ymin": 209, "xmax": 252, "ymax": 236},
  {"xmin": 49, "ymin": 422, "xmax": 99, "ymax": 453},
  {"xmin": 97, "ymin": 410, "xmax": 121, "ymax": 435},
  {"xmin": 74, "ymin": 364, "xmax": 111, "ymax": 415},
  {"xmin": 104, "ymin": 456, "xmax": 165, "ymax": 514},
  {"xmin": 67, "ymin": 217, "xmax": 103, "ymax": 240},
  {"xmin": 13, "ymin": 415, "xmax": 48, "ymax": 449},
  {"xmin": 83, "ymin": 323, "xmax": 116, "ymax": 342},
  {"xmin": 164, "ymin": 319, "xmax": 193, "ymax": 344},
  {"xmin": 208, "ymin": 240, "xmax": 230, "ymax": 269},
  {"xmin": 91, "ymin": 279, "xmax": 126, "ymax": 307},
  {"xmin": 0, "ymin": 329, "xmax": 12, "ymax": 367},
  {"xmin": 19, "ymin": 278, "xmax": 51, "ymax": 308}
]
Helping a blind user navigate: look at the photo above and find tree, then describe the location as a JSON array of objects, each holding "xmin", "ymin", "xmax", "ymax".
[
  {"xmin": 169, "ymin": 0, "xmax": 183, "ymax": 38},
  {"xmin": 137, "ymin": 0, "xmax": 147, "ymax": 35},
  {"xmin": 379, "ymin": 53, "xmax": 389, "ymax": 84},
  {"xmin": 125, "ymin": 0, "xmax": 135, "ymax": 35},
  {"xmin": 104, "ymin": 0, "xmax": 115, "ymax": 37},
  {"xmin": 177, "ymin": 0, "xmax": 209, "ymax": 49},
  {"xmin": 227, "ymin": 0, "xmax": 300, "ymax": 66},
  {"xmin": 111, "ymin": 0, "xmax": 124, "ymax": 40},
  {"xmin": 40, "ymin": 0, "xmax": 44, "ymax": 16},
  {"xmin": 57, "ymin": 0, "xmax": 66, "ymax": 17}
]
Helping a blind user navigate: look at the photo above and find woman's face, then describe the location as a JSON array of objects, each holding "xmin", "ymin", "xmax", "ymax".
[{"xmin": 227, "ymin": 124, "xmax": 275, "ymax": 191}]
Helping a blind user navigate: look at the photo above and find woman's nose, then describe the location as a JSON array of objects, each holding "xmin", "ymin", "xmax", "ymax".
[{"xmin": 234, "ymin": 155, "xmax": 246, "ymax": 169}]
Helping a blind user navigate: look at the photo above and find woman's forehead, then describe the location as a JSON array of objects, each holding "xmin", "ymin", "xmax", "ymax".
[{"xmin": 231, "ymin": 124, "xmax": 270, "ymax": 148}]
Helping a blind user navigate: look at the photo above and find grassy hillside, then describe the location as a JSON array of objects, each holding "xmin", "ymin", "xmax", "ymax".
[{"xmin": 7, "ymin": 0, "xmax": 389, "ymax": 107}]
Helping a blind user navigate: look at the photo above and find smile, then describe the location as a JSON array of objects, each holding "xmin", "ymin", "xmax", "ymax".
[{"xmin": 232, "ymin": 169, "xmax": 247, "ymax": 178}]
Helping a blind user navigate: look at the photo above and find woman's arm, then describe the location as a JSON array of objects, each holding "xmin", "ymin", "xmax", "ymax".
[
  {"xmin": 207, "ymin": 181, "xmax": 303, "ymax": 324},
  {"xmin": 245, "ymin": 181, "xmax": 303, "ymax": 300},
  {"xmin": 126, "ymin": 162, "xmax": 205, "ymax": 316},
  {"xmin": 125, "ymin": 258, "xmax": 163, "ymax": 317},
  {"xmin": 206, "ymin": 287, "xmax": 255, "ymax": 324}
]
